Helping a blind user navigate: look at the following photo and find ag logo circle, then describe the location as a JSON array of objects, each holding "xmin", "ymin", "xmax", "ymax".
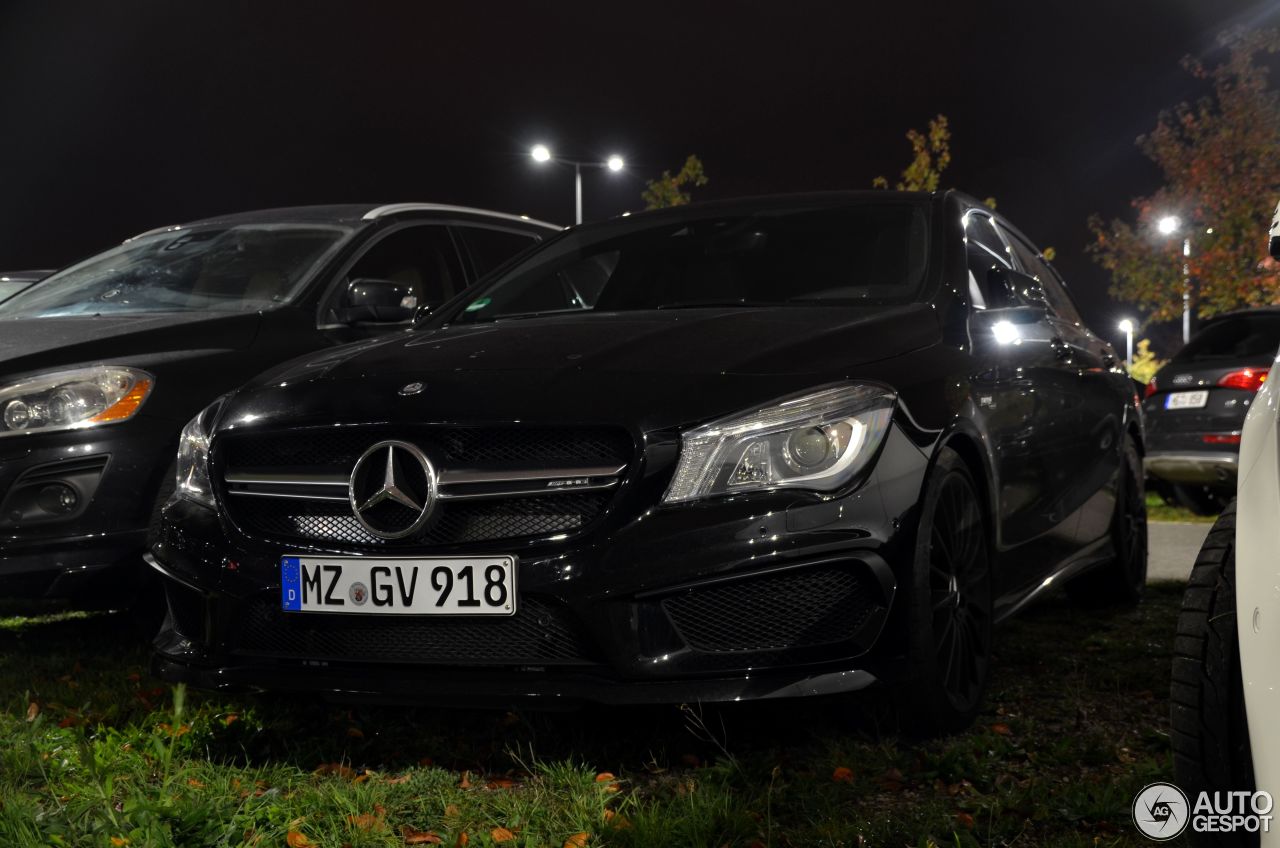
[{"xmin": 1132, "ymin": 782, "xmax": 1190, "ymax": 840}]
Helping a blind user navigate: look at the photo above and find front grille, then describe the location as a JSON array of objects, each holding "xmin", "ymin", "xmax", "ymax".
[
  {"xmin": 236, "ymin": 492, "xmax": 613, "ymax": 549},
  {"xmin": 662, "ymin": 564, "xmax": 882, "ymax": 654},
  {"xmin": 223, "ymin": 426, "xmax": 632, "ymax": 470},
  {"xmin": 216, "ymin": 425, "xmax": 631, "ymax": 550},
  {"xmin": 236, "ymin": 596, "xmax": 601, "ymax": 666}
]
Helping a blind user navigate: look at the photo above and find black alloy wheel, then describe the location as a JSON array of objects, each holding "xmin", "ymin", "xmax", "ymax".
[{"xmin": 897, "ymin": 447, "xmax": 993, "ymax": 736}]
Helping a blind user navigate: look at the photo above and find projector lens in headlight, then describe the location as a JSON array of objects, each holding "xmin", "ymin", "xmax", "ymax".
[{"xmin": 0, "ymin": 366, "xmax": 154, "ymax": 438}]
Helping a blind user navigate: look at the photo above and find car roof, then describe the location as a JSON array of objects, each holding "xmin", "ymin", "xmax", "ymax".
[
  {"xmin": 1201, "ymin": 306, "xmax": 1280, "ymax": 322},
  {"xmin": 126, "ymin": 203, "xmax": 561, "ymax": 241},
  {"xmin": 601, "ymin": 190, "xmax": 938, "ymax": 224}
]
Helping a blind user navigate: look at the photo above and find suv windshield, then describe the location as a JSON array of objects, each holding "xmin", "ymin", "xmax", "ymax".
[
  {"xmin": 450, "ymin": 202, "xmax": 931, "ymax": 324},
  {"xmin": 0, "ymin": 223, "xmax": 352, "ymax": 319},
  {"xmin": 1174, "ymin": 313, "xmax": 1280, "ymax": 362}
]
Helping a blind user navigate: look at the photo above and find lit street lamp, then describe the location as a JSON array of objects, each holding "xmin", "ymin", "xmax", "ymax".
[
  {"xmin": 1156, "ymin": 215, "xmax": 1193, "ymax": 344},
  {"xmin": 1118, "ymin": 318, "xmax": 1135, "ymax": 367},
  {"xmin": 530, "ymin": 145, "xmax": 626, "ymax": 225}
]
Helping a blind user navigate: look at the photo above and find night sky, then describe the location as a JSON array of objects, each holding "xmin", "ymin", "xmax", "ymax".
[{"xmin": 2, "ymin": 0, "xmax": 1276, "ymax": 353}]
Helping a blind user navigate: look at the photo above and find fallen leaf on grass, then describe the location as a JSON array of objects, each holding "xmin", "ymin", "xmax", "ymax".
[
  {"xmin": 485, "ymin": 777, "xmax": 516, "ymax": 790},
  {"xmin": 679, "ymin": 753, "xmax": 702, "ymax": 768},
  {"xmin": 955, "ymin": 812, "xmax": 976, "ymax": 830},
  {"xmin": 563, "ymin": 833, "xmax": 589, "ymax": 848},
  {"xmin": 348, "ymin": 812, "xmax": 384, "ymax": 831},
  {"xmin": 314, "ymin": 763, "xmax": 357, "ymax": 780},
  {"xmin": 444, "ymin": 804, "xmax": 460, "ymax": 817},
  {"xmin": 385, "ymin": 773, "xmax": 412, "ymax": 785},
  {"xmin": 25, "ymin": 702, "xmax": 38, "ymax": 722},
  {"xmin": 223, "ymin": 713, "xmax": 239, "ymax": 726},
  {"xmin": 347, "ymin": 726, "xmax": 365, "ymax": 738},
  {"xmin": 594, "ymin": 772, "xmax": 615, "ymax": 783},
  {"xmin": 401, "ymin": 826, "xmax": 442, "ymax": 845},
  {"xmin": 879, "ymin": 768, "xmax": 905, "ymax": 792},
  {"xmin": 831, "ymin": 766, "xmax": 854, "ymax": 784},
  {"xmin": 109, "ymin": 838, "xmax": 130, "ymax": 847},
  {"xmin": 602, "ymin": 809, "xmax": 631, "ymax": 829},
  {"xmin": 286, "ymin": 831, "xmax": 312, "ymax": 847},
  {"xmin": 458, "ymin": 771, "xmax": 472, "ymax": 789},
  {"xmin": 454, "ymin": 833, "xmax": 469, "ymax": 846},
  {"xmin": 991, "ymin": 723, "xmax": 1012, "ymax": 736},
  {"xmin": 491, "ymin": 827, "xmax": 516, "ymax": 843},
  {"xmin": 187, "ymin": 778, "xmax": 205, "ymax": 789}
]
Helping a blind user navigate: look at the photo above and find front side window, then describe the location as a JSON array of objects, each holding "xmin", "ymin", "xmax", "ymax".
[
  {"xmin": 450, "ymin": 203, "xmax": 932, "ymax": 324},
  {"xmin": 338, "ymin": 225, "xmax": 462, "ymax": 309},
  {"xmin": 0, "ymin": 224, "xmax": 352, "ymax": 319},
  {"xmin": 963, "ymin": 211, "xmax": 1015, "ymax": 309},
  {"xmin": 1005, "ymin": 231, "xmax": 1085, "ymax": 325}
]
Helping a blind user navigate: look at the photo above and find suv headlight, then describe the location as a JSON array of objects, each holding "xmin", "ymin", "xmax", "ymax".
[
  {"xmin": 0, "ymin": 366, "xmax": 153, "ymax": 438},
  {"xmin": 173, "ymin": 396, "xmax": 227, "ymax": 509},
  {"xmin": 662, "ymin": 384, "xmax": 896, "ymax": 504}
]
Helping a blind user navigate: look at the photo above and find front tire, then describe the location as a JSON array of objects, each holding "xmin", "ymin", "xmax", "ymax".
[
  {"xmin": 896, "ymin": 447, "xmax": 993, "ymax": 736},
  {"xmin": 1171, "ymin": 502, "xmax": 1255, "ymax": 847}
]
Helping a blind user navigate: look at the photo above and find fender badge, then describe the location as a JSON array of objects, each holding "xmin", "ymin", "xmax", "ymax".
[{"xmin": 399, "ymin": 382, "xmax": 425, "ymax": 396}]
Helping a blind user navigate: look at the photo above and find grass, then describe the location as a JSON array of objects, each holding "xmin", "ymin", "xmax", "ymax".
[
  {"xmin": 0, "ymin": 583, "xmax": 1188, "ymax": 848},
  {"xmin": 1145, "ymin": 492, "xmax": 1218, "ymax": 524}
]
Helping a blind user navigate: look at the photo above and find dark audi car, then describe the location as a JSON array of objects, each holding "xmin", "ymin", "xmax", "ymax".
[
  {"xmin": 150, "ymin": 192, "xmax": 1145, "ymax": 733},
  {"xmin": 0, "ymin": 204, "xmax": 557, "ymax": 602},
  {"xmin": 1143, "ymin": 308, "xmax": 1280, "ymax": 514}
]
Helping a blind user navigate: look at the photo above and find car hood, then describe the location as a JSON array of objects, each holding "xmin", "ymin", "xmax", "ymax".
[
  {"xmin": 0, "ymin": 312, "xmax": 263, "ymax": 379},
  {"xmin": 222, "ymin": 305, "xmax": 941, "ymax": 433}
]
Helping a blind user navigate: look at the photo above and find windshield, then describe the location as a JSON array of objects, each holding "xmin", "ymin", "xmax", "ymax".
[
  {"xmin": 449, "ymin": 202, "xmax": 931, "ymax": 324},
  {"xmin": 0, "ymin": 223, "xmax": 353, "ymax": 318},
  {"xmin": 1174, "ymin": 313, "xmax": 1280, "ymax": 362}
]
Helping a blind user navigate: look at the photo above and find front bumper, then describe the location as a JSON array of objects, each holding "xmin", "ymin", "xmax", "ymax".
[
  {"xmin": 0, "ymin": 416, "xmax": 177, "ymax": 599},
  {"xmin": 1144, "ymin": 450, "xmax": 1239, "ymax": 485},
  {"xmin": 149, "ymin": 425, "xmax": 929, "ymax": 705}
]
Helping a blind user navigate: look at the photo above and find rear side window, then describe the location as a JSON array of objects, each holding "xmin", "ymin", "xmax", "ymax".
[
  {"xmin": 456, "ymin": 226, "xmax": 542, "ymax": 278},
  {"xmin": 1175, "ymin": 314, "xmax": 1280, "ymax": 362}
]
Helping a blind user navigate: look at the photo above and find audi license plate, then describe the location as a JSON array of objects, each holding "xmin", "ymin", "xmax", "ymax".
[
  {"xmin": 280, "ymin": 556, "xmax": 516, "ymax": 615},
  {"xmin": 1165, "ymin": 390, "xmax": 1209, "ymax": 410}
]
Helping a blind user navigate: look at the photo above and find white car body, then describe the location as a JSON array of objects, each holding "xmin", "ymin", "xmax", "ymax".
[{"xmin": 1237, "ymin": 200, "xmax": 1280, "ymax": 845}]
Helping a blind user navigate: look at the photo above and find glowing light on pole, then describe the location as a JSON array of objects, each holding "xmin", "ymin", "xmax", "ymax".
[
  {"xmin": 529, "ymin": 145, "xmax": 626, "ymax": 225},
  {"xmin": 1156, "ymin": 215, "xmax": 1193, "ymax": 344},
  {"xmin": 1119, "ymin": 318, "xmax": 1135, "ymax": 367}
]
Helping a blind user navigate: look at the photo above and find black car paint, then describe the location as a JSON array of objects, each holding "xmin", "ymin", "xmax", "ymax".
[
  {"xmin": 0, "ymin": 206, "xmax": 557, "ymax": 599},
  {"xmin": 149, "ymin": 191, "xmax": 1141, "ymax": 704}
]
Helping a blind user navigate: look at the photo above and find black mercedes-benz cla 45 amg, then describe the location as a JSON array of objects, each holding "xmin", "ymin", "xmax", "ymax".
[{"xmin": 149, "ymin": 191, "xmax": 1146, "ymax": 733}]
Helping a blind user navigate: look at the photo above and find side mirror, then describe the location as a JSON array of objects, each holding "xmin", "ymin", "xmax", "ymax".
[
  {"xmin": 336, "ymin": 278, "xmax": 418, "ymax": 325},
  {"xmin": 1270, "ymin": 200, "xmax": 1280, "ymax": 260},
  {"xmin": 988, "ymin": 266, "xmax": 1048, "ymax": 308}
]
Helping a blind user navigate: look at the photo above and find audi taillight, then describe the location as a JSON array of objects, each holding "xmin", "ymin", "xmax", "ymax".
[
  {"xmin": 1218, "ymin": 368, "xmax": 1269, "ymax": 392},
  {"xmin": 1144, "ymin": 378, "xmax": 1158, "ymax": 399}
]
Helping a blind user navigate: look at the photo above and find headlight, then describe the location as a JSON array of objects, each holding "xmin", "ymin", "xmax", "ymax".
[
  {"xmin": 0, "ymin": 366, "xmax": 153, "ymax": 438},
  {"xmin": 173, "ymin": 397, "xmax": 226, "ymax": 509},
  {"xmin": 662, "ymin": 384, "xmax": 896, "ymax": 504}
]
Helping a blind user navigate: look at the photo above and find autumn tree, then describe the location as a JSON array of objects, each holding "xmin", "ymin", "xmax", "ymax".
[
  {"xmin": 1088, "ymin": 27, "xmax": 1280, "ymax": 322},
  {"xmin": 873, "ymin": 115, "xmax": 952, "ymax": 192},
  {"xmin": 1127, "ymin": 339, "xmax": 1168, "ymax": 384},
  {"xmin": 642, "ymin": 155, "xmax": 708, "ymax": 209}
]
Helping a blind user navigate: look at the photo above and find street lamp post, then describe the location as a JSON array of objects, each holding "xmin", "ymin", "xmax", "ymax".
[
  {"xmin": 1118, "ymin": 319, "xmax": 1135, "ymax": 367},
  {"xmin": 1157, "ymin": 215, "xmax": 1193, "ymax": 344},
  {"xmin": 531, "ymin": 145, "xmax": 626, "ymax": 225}
]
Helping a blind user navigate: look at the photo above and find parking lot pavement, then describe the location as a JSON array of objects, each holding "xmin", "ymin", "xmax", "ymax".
[{"xmin": 1148, "ymin": 521, "xmax": 1214, "ymax": 582}]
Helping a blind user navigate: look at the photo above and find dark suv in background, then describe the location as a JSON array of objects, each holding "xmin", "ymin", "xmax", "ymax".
[
  {"xmin": 0, "ymin": 203, "xmax": 558, "ymax": 603},
  {"xmin": 1143, "ymin": 307, "xmax": 1280, "ymax": 513}
]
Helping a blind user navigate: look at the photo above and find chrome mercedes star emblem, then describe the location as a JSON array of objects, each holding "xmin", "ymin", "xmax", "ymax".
[{"xmin": 348, "ymin": 440, "xmax": 437, "ymax": 540}]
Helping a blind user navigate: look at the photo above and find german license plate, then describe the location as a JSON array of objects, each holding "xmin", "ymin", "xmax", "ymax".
[
  {"xmin": 280, "ymin": 556, "xmax": 516, "ymax": 615},
  {"xmin": 1165, "ymin": 390, "xmax": 1208, "ymax": 410}
]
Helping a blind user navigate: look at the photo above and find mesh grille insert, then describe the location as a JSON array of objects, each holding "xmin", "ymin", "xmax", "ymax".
[
  {"xmin": 236, "ymin": 596, "xmax": 601, "ymax": 666},
  {"xmin": 662, "ymin": 565, "xmax": 880, "ymax": 654}
]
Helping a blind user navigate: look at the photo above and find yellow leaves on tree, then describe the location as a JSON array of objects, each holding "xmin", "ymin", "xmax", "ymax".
[{"xmin": 873, "ymin": 115, "xmax": 952, "ymax": 193}]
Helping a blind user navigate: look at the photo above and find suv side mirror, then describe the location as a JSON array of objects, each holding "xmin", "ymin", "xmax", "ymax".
[
  {"xmin": 989, "ymin": 266, "xmax": 1049, "ymax": 309},
  {"xmin": 336, "ymin": 278, "xmax": 418, "ymax": 325},
  {"xmin": 1270, "ymin": 200, "xmax": 1280, "ymax": 260}
]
